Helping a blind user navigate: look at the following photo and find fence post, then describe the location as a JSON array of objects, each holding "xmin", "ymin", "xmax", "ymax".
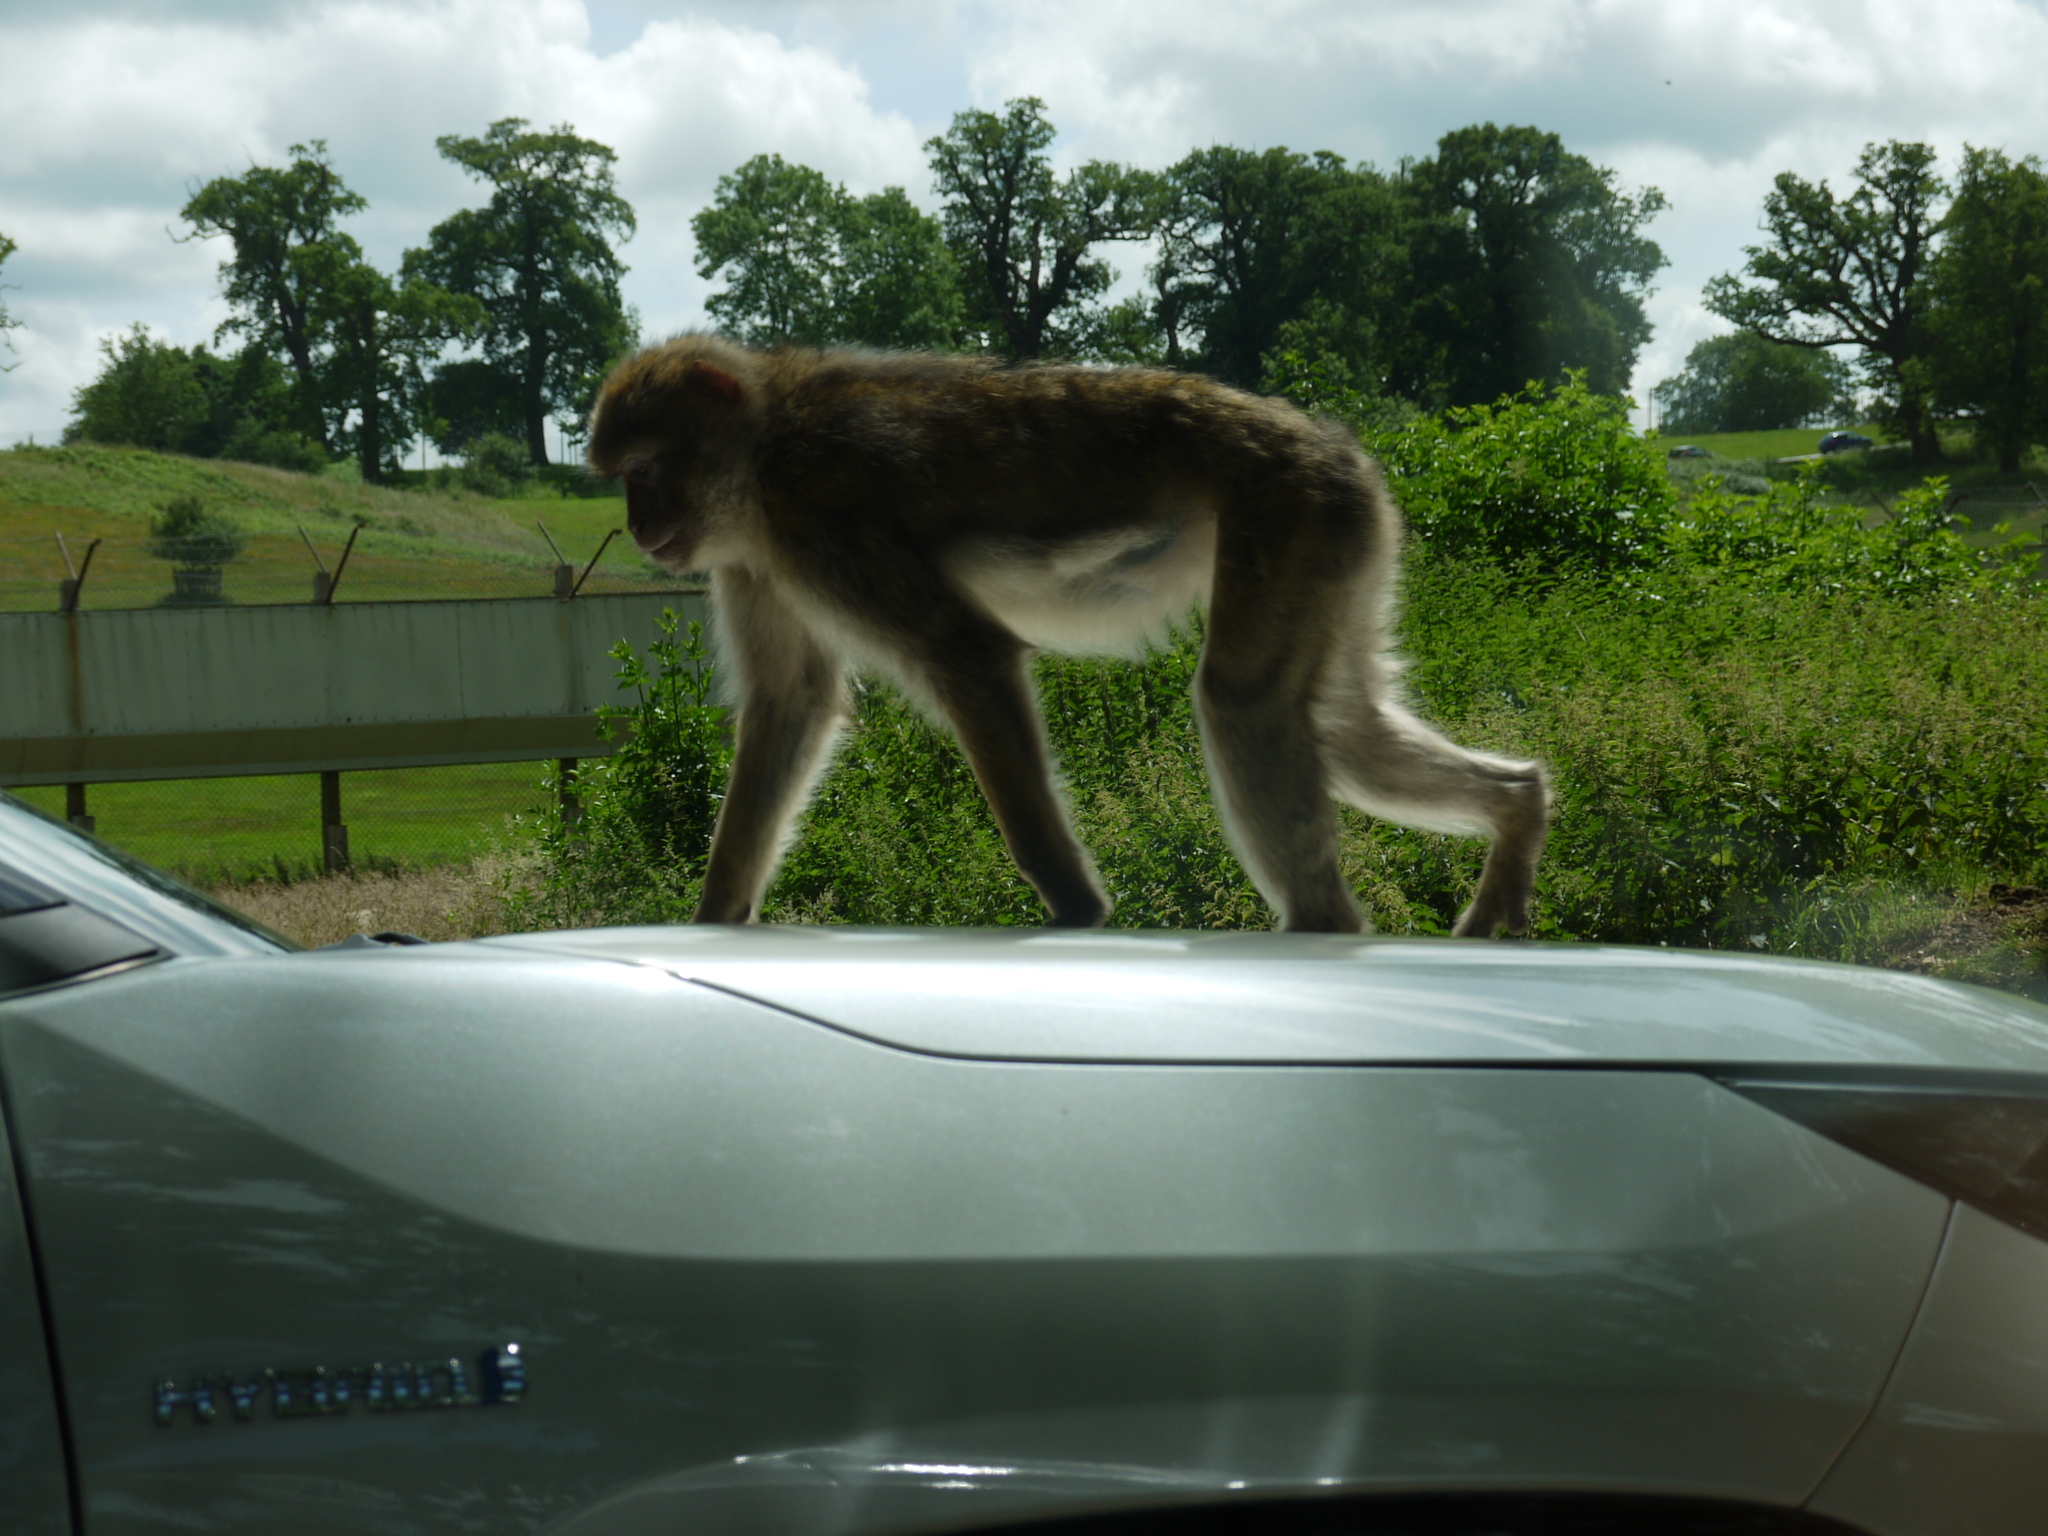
[
  {"xmin": 65, "ymin": 783, "xmax": 94, "ymax": 834},
  {"xmin": 320, "ymin": 770, "xmax": 350, "ymax": 873}
]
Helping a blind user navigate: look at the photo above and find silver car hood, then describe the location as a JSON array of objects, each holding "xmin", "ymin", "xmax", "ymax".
[{"xmin": 479, "ymin": 926, "xmax": 2048, "ymax": 1073}]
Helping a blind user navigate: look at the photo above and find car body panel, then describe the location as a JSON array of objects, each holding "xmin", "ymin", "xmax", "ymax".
[
  {"xmin": 489, "ymin": 926, "xmax": 2048, "ymax": 1074},
  {"xmin": 0, "ymin": 1087, "xmax": 72, "ymax": 1536},
  {"xmin": 1811, "ymin": 1202, "xmax": 2048, "ymax": 1535},
  {"xmin": 0, "ymin": 948, "xmax": 1953, "ymax": 1534}
]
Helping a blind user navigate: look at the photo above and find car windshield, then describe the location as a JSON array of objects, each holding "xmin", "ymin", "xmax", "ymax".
[{"xmin": 0, "ymin": 792, "xmax": 298, "ymax": 959}]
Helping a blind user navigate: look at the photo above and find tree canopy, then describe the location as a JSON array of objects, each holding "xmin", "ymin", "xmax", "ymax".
[
  {"xmin": 925, "ymin": 98, "xmax": 1160, "ymax": 359},
  {"xmin": 1396, "ymin": 124, "xmax": 1668, "ymax": 407},
  {"xmin": 1925, "ymin": 146, "xmax": 2048, "ymax": 472},
  {"xmin": 65, "ymin": 324, "xmax": 208, "ymax": 452},
  {"xmin": 1652, "ymin": 331, "xmax": 1854, "ymax": 435},
  {"xmin": 692, "ymin": 154, "xmax": 961, "ymax": 349},
  {"xmin": 1705, "ymin": 140, "xmax": 1947, "ymax": 461},
  {"xmin": 1153, "ymin": 146, "xmax": 1399, "ymax": 389},
  {"xmin": 413, "ymin": 118, "xmax": 637, "ymax": 466},
  {"xmin": 180, "ymin": 141, "xmax": 480, "ymax": 480}
]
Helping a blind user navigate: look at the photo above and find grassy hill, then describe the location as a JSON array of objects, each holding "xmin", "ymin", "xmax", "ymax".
[{"xmin": 0, "ymin": 443, "xmax": 690, "ymax": 612}]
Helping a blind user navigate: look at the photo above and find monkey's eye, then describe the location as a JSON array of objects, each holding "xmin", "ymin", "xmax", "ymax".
[{"xmin": 623, "ymin": 461, "xmax": 656, "ymax": 486}]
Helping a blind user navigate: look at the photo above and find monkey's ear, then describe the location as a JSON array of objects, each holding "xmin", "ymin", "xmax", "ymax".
[{"xmin": 683, "ymin": 362, "xmax": 744, "ymax": 405}]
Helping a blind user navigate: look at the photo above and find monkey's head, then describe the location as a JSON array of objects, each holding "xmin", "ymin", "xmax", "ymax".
[{"xmin": 587, "ymin": 337, "xmax": 766, "ymax": 571}]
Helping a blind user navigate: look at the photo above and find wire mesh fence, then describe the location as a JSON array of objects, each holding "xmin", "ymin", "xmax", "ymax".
[{"xmin": 10, "ymin": 762, "xmax": 563, "ymax": 885}]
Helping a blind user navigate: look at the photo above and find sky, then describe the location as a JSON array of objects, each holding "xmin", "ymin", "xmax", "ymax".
[{"xmin": 3, "ymin": 0, "xmax": 2046, "ymax": 448}]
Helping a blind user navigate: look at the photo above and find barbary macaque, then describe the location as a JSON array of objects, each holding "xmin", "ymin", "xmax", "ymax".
[{"xmin": 587, "ymin": 336, "xmax": 1548, "ymax": 934}]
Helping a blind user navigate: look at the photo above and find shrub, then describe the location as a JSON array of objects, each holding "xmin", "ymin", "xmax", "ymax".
[
  {"xmin": 145, "ymin": 496, "xmax": 247, "ymax": 568},
  {"xmin": 515, "ymin": 611, "xmax": 731, "ymax": 927},
  {"xmin": 220, "ymin": 419, "xmax": 328, "ymax": 475},
  {"xmin": 455, "ymin": 432, "xmax": 535, "ymax": 498},
  {"xmin": 1365, "ymin": 372, "xmax": 1676, "ymax": 572}
]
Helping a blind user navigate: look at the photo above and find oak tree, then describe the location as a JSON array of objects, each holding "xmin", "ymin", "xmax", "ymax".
[
  {"xmin": 414, "ymin": 119, "xmax": 638, "ymax": 467},
  {"xmin": 1706, "ymin": 141, "xmax": 1947, "ymax": 462}
]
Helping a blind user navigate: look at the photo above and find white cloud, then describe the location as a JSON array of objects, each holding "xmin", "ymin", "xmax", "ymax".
[
  {"xmin": 4, "ymin": 0, "xmax": 2048, "ymax": 440},
  {"xmin": 0, "ymin": 0, "xmax": 925, "ymax": 439}
]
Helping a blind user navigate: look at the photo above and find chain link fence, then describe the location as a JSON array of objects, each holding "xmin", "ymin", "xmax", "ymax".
[{"xmin": 9, "ymin": 762, "xmax": 565, "ymax": 885}]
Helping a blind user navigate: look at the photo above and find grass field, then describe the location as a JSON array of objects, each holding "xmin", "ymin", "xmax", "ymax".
[
  {"xmin": 0, "ymin": 443, "xmax": 684, "ymax": 612},
  {"xmin": 1652, "ymin": 423, "xmax": 1883, "ymax": 461},
  {"xmin": 10, "ymin": 761, "xmax": 552, "ymax": 884}
]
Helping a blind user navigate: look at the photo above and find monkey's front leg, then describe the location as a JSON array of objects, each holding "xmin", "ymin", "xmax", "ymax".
[
  {"xmin": 693, "ymin": 572, "xmax": 848, "ymax": 924},
  {"xmin": 920, "ymin": 621, "xmax": 1110, "ymax": 929}
]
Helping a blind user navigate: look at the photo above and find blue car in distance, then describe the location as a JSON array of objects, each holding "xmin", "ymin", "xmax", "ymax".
[{"xmin": 1819, "ymin": 431, "xmax": 1875, "ymax": 454}]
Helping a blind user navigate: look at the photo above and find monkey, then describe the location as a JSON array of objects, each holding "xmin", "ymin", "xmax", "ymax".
[{"xmin": 586, "ymin": 335, "xmax": 1549, "ymax": 936}]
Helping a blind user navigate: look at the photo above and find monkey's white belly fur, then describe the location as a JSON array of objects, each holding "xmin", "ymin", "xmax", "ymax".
[{"xmin": 949, "ymin": 513, "xmax": 1218, "ymax": 657}]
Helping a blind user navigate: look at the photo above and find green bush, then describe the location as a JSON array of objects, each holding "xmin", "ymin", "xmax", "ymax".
[
  {"xmin": 515, "ymin": 611, "xmax": 731, "ymax": 927},
  {"xmin": 454, "ymin": 432, "xmax": 535, "ymax": 499},
  {"xmin": 1366, "ymin": 372, "xmax": 1676, "ymax": 572},
  {"xmin": 145, "ymin": 496, "xmax": 247, "ymax": 568},
  {"xmin": 220, "ymin": 419, "xmax": 328, "ymax": 474}
]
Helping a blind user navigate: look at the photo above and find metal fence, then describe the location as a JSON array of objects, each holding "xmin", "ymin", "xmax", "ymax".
[
  {"xmin": 0, "ymin": 524, "xmax": 690, "ymax": 614},
  {"xmin": 2, "ymin": 590, "xmax": 708, "ymax": 885},
  {"xmin": 8, "ymin": 762, "xmax": 559, "ymax": 884}
]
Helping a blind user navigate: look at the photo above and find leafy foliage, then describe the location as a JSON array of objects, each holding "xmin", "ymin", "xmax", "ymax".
[
  {"xmin": 1652, "ymin": 331, "xmax": 1856, "ymax": 434},
  {"xmin": 412, "ymin": 119, "xmax": 637, "ymax": 467},
  {"xmin": 1926, "ymin": 146, "xmax": 2048, "ymax": 473},
  {"xmin": 65, "ymin": 325, "xmax": 209, "ymax": 452},
  {"xmin": 1154, "ymin": 146, "xmax": 1398, "ymax": 388},
  {"xmin": 452, "ymin": 432, "xmax": 535, "ymax": 498},
  {"xmin": 1705, "ymin": 140, "xmax": 1948, "ymax": 461},
  {"xmin": 181, "ymin": 140, "xmax": 481, "ymax": 480},
  {"xmin": 926, "ymin": 97, "xmax": 1161, "ymax": 360},
  {"xmin": 0, "ymin": 230, "xmax": 18, "ymax": 370},
  {"xmin": 517, "ymin": 612, "xmax": 731, "ymax": 927},
  {"xmin": 692, "ymin": 156, "xmax": 962, "ymax": 350},
  {"xmin": 1365, "ymin": 371, "xmax": 1675, "ymax": 571},
  {"xmin": 1394, "ymin": 124, "xmax": 1668, "ymax": 407},
  {"xmin": 146, "ymin": 496, "xmax": 247, "ymax": 568}
]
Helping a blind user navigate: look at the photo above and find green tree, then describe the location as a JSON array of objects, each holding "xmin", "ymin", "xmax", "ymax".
[
  {"xmin": 692, "ymin": 155, "xmax": 962, "ymax": 349},
  {"xmin": 925, "ymin": 97, "xmax": 1160, "ymax": 359},
  {"xmin": 414, "ymin": 118, "xmax": 637, "ymax": 467},
  {"xmin": 181, "ymin": 141, "xmax": 364, "ymax": 452},
  {"xmin": 182, "ymin": 141, "xmax": 475, "ymax": 479},
  {"xmin": 185, "ymin": 345, "xmax": 324, "ymax": 469},
  {"xmin": 1153, "ymin": 146, "xmax": 1400, "ymax": 388},
  {"xmin": 64, "ymin": 324, "xmax": 208, "ymax": 451},
  {"xmin": 324, "ymin": 258, "xmax": 484, "ymax": 482},
  {"xmin": 1396, "ymin": 124, "xmax": 1668, "ymax": 407},
  {"xmin": 1705, "ymin": 141, "xmax": 1947, "ymax": 462},
  {"xmin": 693, "ymin": 154, "xmax": 841, "ymax": 344},
  {"xmin": 1925, "ymin": 146, "xmax": 2048, "ymax": 472},
  {"xmin": 1652, "ymin": 331, "xmax": 1855, "ymax": 434},
  {"xmin": 836, "ymin": 186, "xmax": 963, "ymax": 349},
  {"xmin": 0, "ymin": 231, "xmax": 19, "ymax": 371}
]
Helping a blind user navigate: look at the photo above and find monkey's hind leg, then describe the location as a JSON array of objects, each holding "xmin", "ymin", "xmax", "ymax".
[
  {"xmin": 1194, "ymin": 583, "xmax": 1365, "ymax": 935},
  {"xmin": 1317, "ymin": 649, "xmax": 1550, "ymax": 938},
  {"xmin": 694, "ymin": 569, "xmax": 850, "ymax": 924}
]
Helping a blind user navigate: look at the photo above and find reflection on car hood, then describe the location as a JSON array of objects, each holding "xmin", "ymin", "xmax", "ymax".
[{"xmin": 479, "ymin": 927, "xmax": 2048, "ymax": 1073}]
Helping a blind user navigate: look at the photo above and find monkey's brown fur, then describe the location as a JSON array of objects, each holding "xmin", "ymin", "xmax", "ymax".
[{"xmin": 588, "ymin": 335, "xmax": 1548, "ymax": 934}]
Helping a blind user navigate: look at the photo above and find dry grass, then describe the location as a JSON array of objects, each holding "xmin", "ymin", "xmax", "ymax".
[{"xmin": 205, "ymin": 857, "xmax": 533, "ymax": 948}]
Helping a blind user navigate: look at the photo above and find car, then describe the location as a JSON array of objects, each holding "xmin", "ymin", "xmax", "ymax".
[
  {"xmin": 1666, "ymin": 444, "xmax": 1713, "ymax": 459},
  {"xmin": 1818, "ymin": 432, "xmax": 1875, "ymax": 454},
  {"xmin": 6, "ymin": 786, "xmax": 2048, "ymax": 1536}
]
